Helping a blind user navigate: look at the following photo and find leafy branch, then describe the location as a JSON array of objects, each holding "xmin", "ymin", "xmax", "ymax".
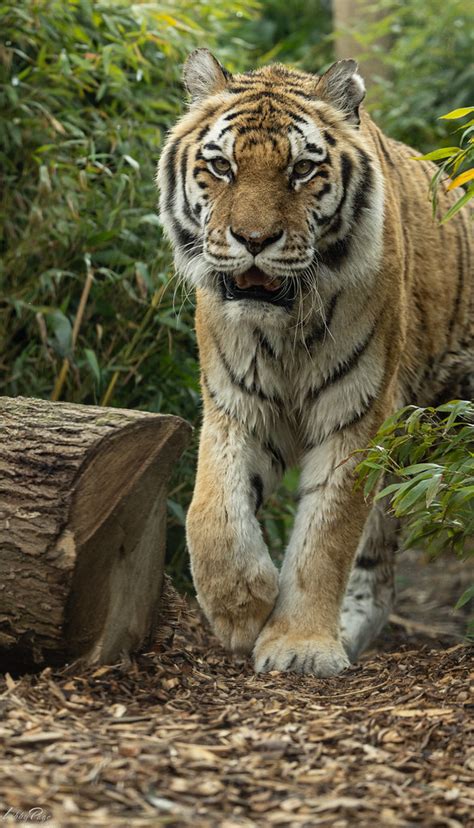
[
  {"xmin": 415, "ymin": 106, "xmax": 474, "ymax": 222},
  {"xmin": 356, "ymin": 401, "xmax": 474, "ymax": 636}
]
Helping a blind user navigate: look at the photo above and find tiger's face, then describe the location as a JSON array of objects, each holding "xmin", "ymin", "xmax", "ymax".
[{"xmin": 158, "ymin": 51, "xmax": 382, "ymax": 323}]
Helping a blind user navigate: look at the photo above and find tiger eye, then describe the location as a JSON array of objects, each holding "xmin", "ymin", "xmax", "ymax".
[
  {"xmin": 293, "ymin": 159, "xmax": 316, "ymax": 178},
  {"xmin": 211, "ymin": 157, "xmax": 231, "ymax": 176}
]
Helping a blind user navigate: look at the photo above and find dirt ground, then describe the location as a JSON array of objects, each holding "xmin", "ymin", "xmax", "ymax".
[{"xmin": 0, "ymin": 551, "xmax": 473, "ymax": 828}]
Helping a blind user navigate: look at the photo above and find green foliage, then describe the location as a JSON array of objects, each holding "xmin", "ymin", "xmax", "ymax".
[
  {"xmin": 0, "ymin": 0, "xmax": 255, "ymax": 406},
  {"xmin": 235, "ymin": 0, "xmax": 332, "ymax": 69},
  {"xmin": 415, "ymin": 107, "xmax": 474, "ymax": 222},
  {"xmin": 354, "ymin": 0, "xmax": 474, "ymax": 151},
  {"xmin": 356, "ymin": 402, "xmax": 474, "ymax": 636}
]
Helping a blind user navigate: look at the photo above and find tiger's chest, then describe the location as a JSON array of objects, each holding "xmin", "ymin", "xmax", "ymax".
[{"xmin": 204, "ymin": 289, "xmax": 384, "ymax": 456}]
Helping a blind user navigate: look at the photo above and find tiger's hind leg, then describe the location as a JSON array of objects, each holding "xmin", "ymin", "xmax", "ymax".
[
  {"xmin": 340, "ymin": 500, "xmax": 399, "ymax": 662},
  {"xmin": 423, "ymin": 343, "xmax": 474, "ymax": 408}
]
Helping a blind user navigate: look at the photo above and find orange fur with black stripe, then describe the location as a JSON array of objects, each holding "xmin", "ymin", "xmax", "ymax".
[{"xmin": 157, "ymin": 50, "xmax": 473, "ymax": 675}]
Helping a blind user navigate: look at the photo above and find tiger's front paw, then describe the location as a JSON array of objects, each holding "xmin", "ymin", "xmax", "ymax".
[
  {"xmin": 253, "ymin": 622, "xmax": 350, "ymax": 677},
  {"xmin": 199, "ymin": 559, "xmax": 279, "ymax": 657}
]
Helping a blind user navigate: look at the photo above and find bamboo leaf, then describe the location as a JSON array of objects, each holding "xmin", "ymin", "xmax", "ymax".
[
  {"xmin": 375, "ymin": 482, "xmax": 405, "ymax": 501},
  {"xmin": 447, "ymin": 168, "xmax": 474, "ymax": 190},
  {"xmin": 123, "ymin": 154, "xmax": 140, "ymax": 171},
  {"xmin": 425, "ymin": 472, "xmax": 443, "ymax": 507},
  {"xmin": 441, "ymin": 185, "xmax": 474, "ymax": 223},
  {"xmin": 400, "ymin": 463, "xmax": 442, "ymax": 475},
  {"xmin": 413, "ymin": 147, "xmax": 459, "ymax": 161},
  {"xmin": 439, "ymin": 107, "xmax": 474, "ymax": 120},
  {"xmin": 454, "ymin": 585, "xmax": 474, "ymax": 609},
  {"xmin": 84, "ymin": 348, "xmax": 101, "ymax": 383},
  {"xmin": 393, "ymin": 479, "xmax": 431, "ymax": 514}
]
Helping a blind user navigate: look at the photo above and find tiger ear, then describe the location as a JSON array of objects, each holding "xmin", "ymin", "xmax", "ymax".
[
  {"xmin": 316, "ymin": 60, "xmax": 365, "ymax": 125},
  {"xmin": 183, "ymin": 49, "xmax": 231, "ymax": 102}
]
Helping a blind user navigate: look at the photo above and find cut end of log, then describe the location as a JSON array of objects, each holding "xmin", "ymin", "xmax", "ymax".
[{"xmin": 0, "ymin": 397, "xmax": 192, "ymax": 672}]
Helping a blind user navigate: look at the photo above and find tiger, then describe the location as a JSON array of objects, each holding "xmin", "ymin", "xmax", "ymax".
[{"xmin": 157, "ymin": 49, "xmax": 473, "ymax": 676}]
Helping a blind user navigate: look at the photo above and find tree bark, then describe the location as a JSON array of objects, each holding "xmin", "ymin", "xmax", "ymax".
[
  {"xmin": 0, "ymin": 396, "xmax": 191, "ymax": 671},
  {"xmin": 333, "ymin": 0, "xmax": 392, "ymax": 88}
]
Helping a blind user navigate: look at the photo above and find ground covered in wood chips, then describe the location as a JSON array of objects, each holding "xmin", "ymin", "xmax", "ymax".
[{"xmin": 1, "ymin": 557, "xmax": 473, "ymax": 828}]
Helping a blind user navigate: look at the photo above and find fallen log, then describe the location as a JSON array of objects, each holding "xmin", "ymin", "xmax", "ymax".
[{"xmin": 0, "ymin": 396, "xmax": 191, "ymax": 671}]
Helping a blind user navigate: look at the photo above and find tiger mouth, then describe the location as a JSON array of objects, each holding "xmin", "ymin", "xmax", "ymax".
[{"xmin": 220, "ymin": 267, "xmax": 296, "ymax": 308}]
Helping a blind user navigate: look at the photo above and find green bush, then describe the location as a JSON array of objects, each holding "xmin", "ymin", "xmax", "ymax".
[
  {"xmin": 356, "ymin": 401, "xmax": 474, "ymax": 636},
  {"xmin": 0, "ymin": 0, "xmax": 257, "ymax": 407}
]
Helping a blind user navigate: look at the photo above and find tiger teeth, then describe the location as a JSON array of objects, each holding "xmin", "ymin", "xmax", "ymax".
[{"xmin": 266, "ymin": 278, "xmax": 282, "ymax": 291}]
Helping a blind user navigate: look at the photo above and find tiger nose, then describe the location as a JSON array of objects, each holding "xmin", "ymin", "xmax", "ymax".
[{"xmin": 230, "ymin": 228, "xmax": 283, "ymax": 256}]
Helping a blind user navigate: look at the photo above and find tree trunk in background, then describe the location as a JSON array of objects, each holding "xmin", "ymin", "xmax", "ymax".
[
  {"xmin": 333, "ymin": 0, "xmax": 392, "ymax": 89},
  {"xmin": 0, "ymin": 396, "xmax": 191, "ymax": 671}
]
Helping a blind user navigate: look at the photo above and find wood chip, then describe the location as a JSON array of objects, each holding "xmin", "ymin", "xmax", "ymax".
[{"xmin": 0, "ymin": 580, "xmax": 472, "ymax": 826}]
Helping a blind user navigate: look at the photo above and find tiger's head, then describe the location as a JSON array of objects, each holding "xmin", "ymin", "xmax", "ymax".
[{"xmin": 158, "ymin": 50, "xmax": 383, "ymax": 324}]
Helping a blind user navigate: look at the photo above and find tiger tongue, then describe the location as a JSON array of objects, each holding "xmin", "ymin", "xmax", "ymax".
[{"xmin": 235, "ymin": 267, "xmax": 282, "ymax": 292}]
